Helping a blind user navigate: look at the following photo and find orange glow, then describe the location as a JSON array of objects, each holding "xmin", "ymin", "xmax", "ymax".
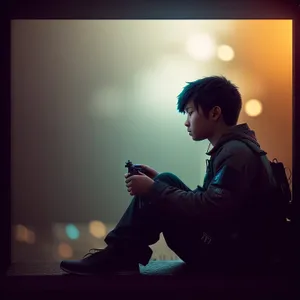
[
  {"xmin": 58, "ymin": 242, "xmax": 73, "ymax": 258},
  {"xmin": 89, "ymin": 220, "xmax": 107, "ymax": 238},
  {"xmin": 245, "ymin": 99, "xmax": 263, "ymax": 117}
]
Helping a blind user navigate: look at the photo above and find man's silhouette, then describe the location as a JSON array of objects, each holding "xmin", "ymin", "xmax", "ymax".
[{"xmin": 60, "ymin": 76, "xmax": 276, "ymax": 275}]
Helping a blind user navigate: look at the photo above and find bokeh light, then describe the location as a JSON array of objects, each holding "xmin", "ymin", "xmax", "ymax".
[
  {"xmin": 58, "ymin": 242, "xmax": 73, "ymax": 258},
  {"xmin": 65, "ymin": 224, "xmax": 80, "ymax": 240},
  {"xmin": 134, "ymin": 55, "xmax": 204, "ymax": 113},
  {"xmin": 26, "ymin": 230, "xmax": 36, "ymax": 244},
  {"xmin": 186, "ymin": 33, "xmax": 216, "ymax": 61},
  {"xmin": 15, "ymin": 224, "xmax": 36, "ymax": 244},
  {"xmin": 217, "ymin": 45, "xmax": 235, "ymax": 61},
  {"xmin": 89, "ymin": 220, "xmax": 107, "ymax": 239},
  {"xmin": 245, "ymin": 99, "xmax": 263, "ymax": 117},
  {"xmin": 15, "ymin": 224, "xmax": 28, "ymax": 242}
]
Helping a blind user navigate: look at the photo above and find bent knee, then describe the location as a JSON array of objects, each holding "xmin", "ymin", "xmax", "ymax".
[{"xmin": 154, "ymin": 172, "xmax": 178, "ymax": 182}]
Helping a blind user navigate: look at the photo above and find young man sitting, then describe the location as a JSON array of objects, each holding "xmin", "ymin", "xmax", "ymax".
[{"xmin": 60, "ymin": 76, "xmax": 277, "ymax": 275}]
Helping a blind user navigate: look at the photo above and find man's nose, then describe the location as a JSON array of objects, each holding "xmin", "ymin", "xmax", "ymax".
[{"xmin": 184, "ymin": 120, "xmax": 189, "ymax": 127}]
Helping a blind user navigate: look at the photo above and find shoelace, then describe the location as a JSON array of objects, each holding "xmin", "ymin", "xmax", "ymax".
[{"xmin": 83, "ymin": 248, "xmax": 102, "ymax": 258}]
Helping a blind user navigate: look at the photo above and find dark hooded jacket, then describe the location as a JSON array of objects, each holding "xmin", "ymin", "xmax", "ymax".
[{"xmin": 148, "ymin": 123, "xmax": 277, "ymax": 266}]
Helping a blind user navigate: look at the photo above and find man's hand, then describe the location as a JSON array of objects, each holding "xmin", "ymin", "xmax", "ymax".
[
  {"xmin": 135, "ymin": 164, "xmax": 159, "ymax": 180},
  {"xmin": 125, "ymin": 171, "xmax": 155, "ymax": 196}
]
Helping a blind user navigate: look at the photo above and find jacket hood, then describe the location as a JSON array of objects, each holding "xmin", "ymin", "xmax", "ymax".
[{"xmin": 207, "ymin": 123, "xmax": 267, "ymax": 156}]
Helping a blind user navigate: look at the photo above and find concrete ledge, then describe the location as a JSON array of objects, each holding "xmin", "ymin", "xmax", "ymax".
[{"xmin": 3, "ymin": 261, "xmax": 295, "ymax": 297}]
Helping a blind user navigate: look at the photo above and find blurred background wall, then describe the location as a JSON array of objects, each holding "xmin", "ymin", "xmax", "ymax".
[{"xmin": 11, "ymin": 20, "xmax": 292, "ymax": 262}]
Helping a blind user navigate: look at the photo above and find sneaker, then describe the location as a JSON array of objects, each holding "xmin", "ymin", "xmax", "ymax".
[{"xmin": 60, "ymin": 246, "xmax": 140, "ymax": 276}]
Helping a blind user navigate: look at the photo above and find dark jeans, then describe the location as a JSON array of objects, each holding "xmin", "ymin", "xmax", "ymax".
[{"xmin": 104, "ymin": 172, "xmax": 206, "ymax": 266}]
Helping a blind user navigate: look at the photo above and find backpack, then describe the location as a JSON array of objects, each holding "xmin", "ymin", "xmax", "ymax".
[
  {"xmin": 269, "ymin": 158, "xmax": 292, "ymax": 221},
  {"xmin": 235, "ymin": 140, "xmax": 293, "ymax": 265},
  {"xmin": 268, "ymin": 158, "xmax": 293, "ymax": 263},
  {"xmin": 236, "ymin": 140, "xmax": 292, "ymax": 224},
  {"xmin": 247, "ymin": 153, "xmax": 293, "ymax": 268}
]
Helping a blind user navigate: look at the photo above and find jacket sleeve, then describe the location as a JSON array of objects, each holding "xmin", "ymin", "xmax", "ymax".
[{"xmin": 146, "ymin": 147, "xmax": 258, "ymax": 225}]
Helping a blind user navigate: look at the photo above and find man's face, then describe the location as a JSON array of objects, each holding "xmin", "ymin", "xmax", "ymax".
[{"xmin": 184, "ymin": 100, "xmax": 215, "ymax": 141}]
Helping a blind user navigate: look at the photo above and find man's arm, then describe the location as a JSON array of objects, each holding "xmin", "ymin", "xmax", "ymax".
[{"xmin": 146, "ymin": 148, "xmax": 258, "ymax": 225}]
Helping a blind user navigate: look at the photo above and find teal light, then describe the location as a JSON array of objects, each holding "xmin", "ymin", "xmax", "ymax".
[{"xmin": 65, "ymin": 224, "xmax": 80, "ymax": 240}]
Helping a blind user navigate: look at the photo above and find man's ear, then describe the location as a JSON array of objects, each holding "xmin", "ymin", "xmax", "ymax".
[{"xmin": 210, "ymin": 106, "xmax": 222, "ymax": 120}]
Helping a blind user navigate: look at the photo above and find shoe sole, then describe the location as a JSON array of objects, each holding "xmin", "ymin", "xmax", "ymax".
[{"xmin": 60, "ymin": 266, "xmax": 140, "ymax": 276}]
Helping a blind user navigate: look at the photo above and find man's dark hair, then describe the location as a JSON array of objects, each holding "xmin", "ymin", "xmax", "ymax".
[{"xmin": 177, "ymin": 76, "xmax": 242, "ymax": 126}]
